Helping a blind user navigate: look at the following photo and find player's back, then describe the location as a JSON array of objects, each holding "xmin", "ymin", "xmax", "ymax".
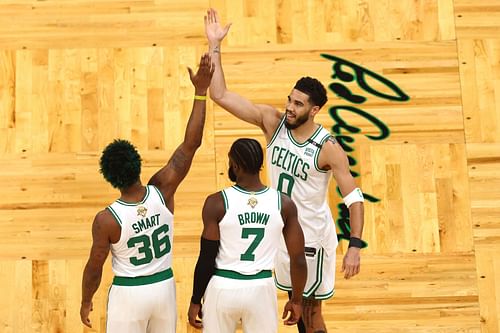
[
  {"xmin": 216, "ymin": 185, "xmax": 284, "ymax": 275},
  {"xmin": 107, "ymin": 185, "xmax": 173, "ymax": 278}
]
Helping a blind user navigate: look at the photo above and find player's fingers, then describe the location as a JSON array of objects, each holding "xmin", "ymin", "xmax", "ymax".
[
  {"xmin": 82, "ymin": 317, "xmax": 92, "ymax": 328},
  {"xmin": 282, "ymin": 307, "xmax": 289, "ymax": 320},
  {"xmin": 223, "ymin": 23, "xmax": 232, "ymax": 35},
  {"xmin": 190, "ymin": 319, "xmax": 202, "ymax": 329}
]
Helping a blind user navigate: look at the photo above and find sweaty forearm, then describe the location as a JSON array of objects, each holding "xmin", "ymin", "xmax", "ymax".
[
  {"xmin": 81, "ymin": 263, "xmax": 103, "ymax": 304},
  {"xmin": 348, "ymin": 202, "xmax": 364, "ymax": 239}
]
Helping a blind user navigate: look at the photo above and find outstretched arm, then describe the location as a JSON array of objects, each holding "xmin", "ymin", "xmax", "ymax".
[
  {"xmin": 149, "ymin": 53, "xmax": 214, "ymax": 211},
  {"xmin": 280, "ymin": 194, "xmax": 307, "ymax": 325},
  {"xmin": 205, "ymin": 8, "xmax": 281, "ymax": 139},
  {"xmin": 80, "ymin": 211, "xmax": 113, "ymax": 328}
]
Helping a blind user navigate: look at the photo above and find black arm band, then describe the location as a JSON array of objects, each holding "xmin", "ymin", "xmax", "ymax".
[
  {"xmin": 348, "ymin": 237, "xmax": 365, "ymax": 249},
  {"xmin": 191, "ymin": 237, "xmax": 219, "ymax": 304}
]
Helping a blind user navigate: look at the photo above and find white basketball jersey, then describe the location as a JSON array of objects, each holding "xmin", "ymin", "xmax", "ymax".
[
  {"xmin": 107, "ymin": 185, "xmax": 173, "ymax": 277},
  {"xmin": 267, "ymin": 116, "xmax": 338, "ymax": 251},
  {"xmin": 216, "ymin": 186, "xmax": 284, "ymax": 274}
]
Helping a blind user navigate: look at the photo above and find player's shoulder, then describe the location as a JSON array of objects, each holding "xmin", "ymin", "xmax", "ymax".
[
  {"xmin": 258, "ymin": 105, "xmax": 284, "ymax": 136},
  {"xmin": 206, "ymin": 191, "xmax": 224, "ymax": 202},
  {"xmin": 95, "ymin": 208, "xmax": 113, "ymax": 222},
  {"xmin": 92, "ymin": 208, "xmax": 119, "ymax": 234},
  {"xmin": 320, "ymin": 134, "xmax": 345, "ymax": 154},
  {"xmin": 204, "ymin": 191, "xmax": 226, "ymax": 211}
]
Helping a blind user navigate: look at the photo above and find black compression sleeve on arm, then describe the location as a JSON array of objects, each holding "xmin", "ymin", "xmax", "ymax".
[{"xmin": 191, "ymin": 237, "xmax": 219, "ymax": 304}]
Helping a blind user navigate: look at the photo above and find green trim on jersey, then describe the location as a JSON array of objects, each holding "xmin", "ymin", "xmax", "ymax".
[
  {"xmin": 266, "ymin": 114, "xmax": 286, "ymax": 148},
  {"xmin": 232, "ymin": 185, "xmax": 270, "ymax": 195},
  {"xmin": 151, "ymin": 185, "xmax": 166, "ymax": 206},
  {"xmin": 116, "ymin": 186, "xmax": 150, "ymax": 206},
  {"xmin": 214, "ymin": 269, "xmax": 272, "ymax": 280},
  {"xmin": 274, "ymin": 248, "xmax": 326, "ymax": 298},
  {"xmin": 313, "ymin": 134, "xmax": 331, "ymax": 173},
  {"xmin": 221, "ymin": 190, "xmax": 229, "ymax": 211},
  {"xmin": 107, "ymin": 206, "xmax": 122, "ymax": 226},
  {"xmin": 315, "ymin": 288, "xmax": 335, "ymax": 300},
  {"xmin": 286, "ymin": 124, "xmax": 323, "ymax": 147},
  {"xmin": 278, "ymin": 192, "xmax": 282, "ymax": 211},
  {"xmin": 303, "ymin": 248, "xmax": 324, "ymax": 297},
  {"xmin": 274, "ymin": 277, "xmax": 292, "ymax": 292},
  {"xmin": 112, "ymin": 267, "xmax": 173, "ymax": 286}
]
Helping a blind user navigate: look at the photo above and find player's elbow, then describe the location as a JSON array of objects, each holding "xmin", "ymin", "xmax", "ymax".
[{"xmin": 209, "ymin": 89, "xmax": 225, "ymax": 103}]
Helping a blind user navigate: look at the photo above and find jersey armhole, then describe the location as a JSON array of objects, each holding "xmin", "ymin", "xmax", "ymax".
[
  {"xmin": 314, "ymin": 134, "xmax": 332, "ymax": 173},
  {"xmin": 221, "ymin": 190, "xmax": 229, "ymax": 213},
  {"xmin": 150, "ymin": 184, "xmax": 166, "ymax": 205},
  {"xmin": 266, "ymin": 114, "xmax": 286, "ymax": 148},
  {"xmin": 278, "ymin": 191, "xmax": 282, "ymax": 211},
  {"xmin": 106, "ymin": 206, "xmax": 122, "ymax": 226}
]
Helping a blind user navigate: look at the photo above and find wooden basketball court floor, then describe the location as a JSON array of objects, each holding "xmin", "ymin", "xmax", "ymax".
[{"xmin": 0, "ymin": 1, "xmax": 499, "ymax": 332}]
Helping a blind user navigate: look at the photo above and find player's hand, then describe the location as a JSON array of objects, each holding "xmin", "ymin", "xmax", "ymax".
[
  {"xmin": 342, "ymin": 247, "xmax": 361, "ymax": 279},
  {"xmin": 188, "ymin": 302, "xmax": 203, "ymax": 329},
  {"xmin": 188, "ymin": 53, "xmax": 215, "ymax": 95},
  {"xmin": 204, "ymin": 8, "xmax": 232, "ymax": 44},
  {"xmin": 282, "ymin": 300, "xmax": 302, "ymax": 325},
  {"xmin": 80, "ymin": 301, "xmax": 93, "ymax": 328}
]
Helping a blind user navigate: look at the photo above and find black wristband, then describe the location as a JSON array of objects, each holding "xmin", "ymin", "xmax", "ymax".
[
  {"xmin": 191, "ymin": 237, "xmax": 219, "ymax": 304},
  {"xmin": 348, "ymin": 237, "xmax": 365, "ymax": 249}
]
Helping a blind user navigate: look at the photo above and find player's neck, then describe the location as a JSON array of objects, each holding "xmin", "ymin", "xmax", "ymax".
[
  {"xmin": 119, "ymin": 181, "xmax": 145, "ymax": 203},
  {"xmin": 289, "ymin": 119, "xmax": 319, "ymax": 142},
  {"xmin": 235, "ymin": 176, "xmax": 265, "ymax": 192}
]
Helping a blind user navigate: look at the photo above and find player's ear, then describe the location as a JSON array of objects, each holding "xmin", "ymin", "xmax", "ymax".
[{"xmin": 310, "ymin": 105, "xmax": 321, "ymax": 117}]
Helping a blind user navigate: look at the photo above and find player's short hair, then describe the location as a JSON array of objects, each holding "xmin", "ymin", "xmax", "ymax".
[
  {"xmin": 229, "ymin": 138, "xmax": 263, "ymax": 175},
  {"xmin": 294, "ymin": 76, "xmax": 328, "ymax": 108},
  {"xmin": 100, "ymin": 139, "xmax": 142, "ymax": 189}
]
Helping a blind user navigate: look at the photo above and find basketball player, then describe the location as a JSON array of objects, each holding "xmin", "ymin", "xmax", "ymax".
[
  {"xmin": 80, "ymin": 53, "xmax": 214, "ymax": 333},
  {"xmin": 204, "ymin": 9, "xmax": 365, "ymax": 333},
  {"xmin": 187, "ymin": 138, "xmax": 307, "ymax": 333}
]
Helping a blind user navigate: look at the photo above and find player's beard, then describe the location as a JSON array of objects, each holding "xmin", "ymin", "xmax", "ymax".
[
  {"xmin": 228, "ymin": 165, "xmax": 237, "ymax": 182},
  {"xmin": 285, "ymin": 111, "xmax": 310, "ymax": 130}
]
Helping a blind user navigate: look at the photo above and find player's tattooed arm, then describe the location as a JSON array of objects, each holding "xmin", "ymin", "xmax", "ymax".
[
  {"xmin": 148, "ymin": 54, "xmax": 214, "ymax": 210},
  {"xmin": 328, "ymin": 135, "xmax": 337, "ymax": 144}
]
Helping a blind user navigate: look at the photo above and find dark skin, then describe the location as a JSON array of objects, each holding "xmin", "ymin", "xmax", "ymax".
[
  {"xmin": 187, "ymin": 158, "xmax": 307, "ymax": 329},
  {"xmin": 80, "ymin": 53, "xmax": 215, "ymax": 328},
  {"xmin": 205, "ymin": 8, "xmax": 364, "ymax": 332}
]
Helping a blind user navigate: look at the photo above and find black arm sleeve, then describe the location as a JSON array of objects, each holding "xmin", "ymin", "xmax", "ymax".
[{"xmin": 191, "ymin": 237, "xmax": 219, "ymax": 304}]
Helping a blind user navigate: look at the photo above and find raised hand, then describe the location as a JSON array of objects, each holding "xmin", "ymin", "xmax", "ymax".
[
  {"xmin": 204, "ymin": 8, "xmax": 232, "ymax": 44},
  {"xmin": 188, "ymin": 53, "xmax": 215, "ymax": 95}
]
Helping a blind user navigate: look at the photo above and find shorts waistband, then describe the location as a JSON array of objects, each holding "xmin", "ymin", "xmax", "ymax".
[
  {"xmin": 113, "ymin": 268, "xmax": 173, "ymax": 286},
  {"xmin": 214, "ymin": 269, "xmax": 272, "ymax": 280}
]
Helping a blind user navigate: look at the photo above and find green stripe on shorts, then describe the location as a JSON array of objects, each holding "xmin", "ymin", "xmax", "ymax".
[
  {"xmin": 113, "ymin": 268, "xmax": 173, "ymax": 286},
  {"xmin": 215, "ymin": 269, "xmax": 272, "ymax": 280}
]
